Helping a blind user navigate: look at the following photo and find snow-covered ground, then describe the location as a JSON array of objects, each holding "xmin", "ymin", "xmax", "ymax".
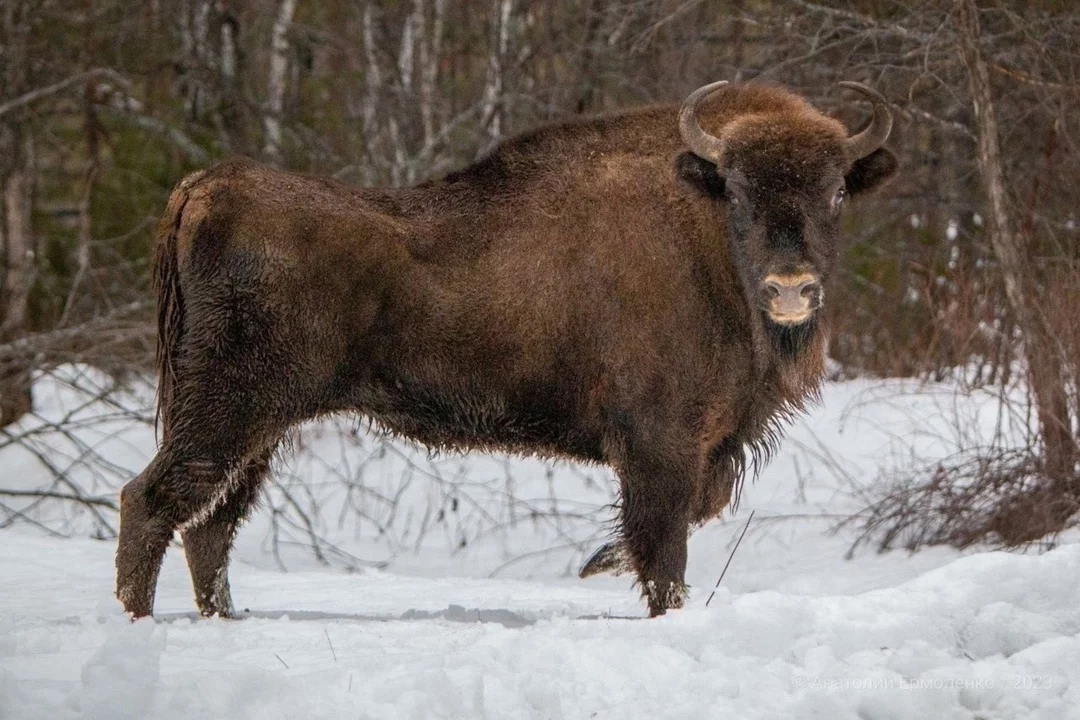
[{"xmin": 1, "ymin": 368, "xmax": 1078, "ymax": 719}]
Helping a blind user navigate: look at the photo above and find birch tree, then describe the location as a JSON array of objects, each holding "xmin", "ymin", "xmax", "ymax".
[
  {"xmin": 263, "ymin": 0, "xmax": 297, "ymax": 166},
  {"xmin": 480, "ymin": 0, "xmax": 514, "ymax": 148}
]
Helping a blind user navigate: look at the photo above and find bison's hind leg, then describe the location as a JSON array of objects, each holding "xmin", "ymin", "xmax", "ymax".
[
  {"xmin": 181, "ymin": 449, "xmax": 274, "ymax": 618},
  {"xmin": 116, "ymin": 379, "xmax": 286, "ymax": 618},
  {"xmin": 116, "ymin": 456, "xmax": 177, "ymax": 618},
  {"xmin": 116, "ymin": 449, "xmax": 240, "ymax": 618},
  {"xmin": 578, "ymin": 540, "xmax": 632, "ymax": 579},
  {"xmin": 117, "ymin": 441, "xmax": 276, "ymax": 618}
]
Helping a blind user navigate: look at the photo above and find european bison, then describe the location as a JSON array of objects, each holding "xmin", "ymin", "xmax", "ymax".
[{"xmin": 116, "ymin": 80, "xmax": 895, "ymax": 619}]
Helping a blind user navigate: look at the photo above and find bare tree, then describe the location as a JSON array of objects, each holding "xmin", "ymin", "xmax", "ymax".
[
  {"xmin": 896, "ymin": 0, "xmax": 1078, "ymax": 544},
  {"xmin": 263, "ymin": 0, "xmax": 297, "ymax": 166},
  {"xmin": 480, "ymin": 0, "xmax": 515, "ymax": 148},
  {"xmin": 0, "ymin": 136, "xmax": 35, "ymax": 426},
  {"xmin": 0, "ymin": 1, "xmax": 36, "ymax": 427}
]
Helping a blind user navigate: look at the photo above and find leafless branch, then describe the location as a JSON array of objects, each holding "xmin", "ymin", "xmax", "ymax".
[{"xmin": 0, "ymin": 68, "xmax": 128, "ymax": 119}]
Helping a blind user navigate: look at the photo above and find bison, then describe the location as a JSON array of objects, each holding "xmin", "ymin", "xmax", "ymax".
[{"xmin": 116, "ymin": 80, "xmax": 895, "ymax": 619}]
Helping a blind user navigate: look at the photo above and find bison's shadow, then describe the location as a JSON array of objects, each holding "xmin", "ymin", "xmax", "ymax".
[{"xmin": 153, "ymin": 604, "xmax": 642, "ymax": 627}]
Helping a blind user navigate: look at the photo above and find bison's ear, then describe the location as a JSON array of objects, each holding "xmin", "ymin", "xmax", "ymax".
[
  {"xmin": 675, "ymin": 151, "xmax": 726, "ymax": 198},
  {"xmin": 845, "ymin": 147, "xmax": 897, "ymax": 196}
]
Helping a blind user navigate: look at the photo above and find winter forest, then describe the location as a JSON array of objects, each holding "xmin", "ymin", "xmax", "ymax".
[{"xmin": 2, "ymin": 1, "xmax": 1080, "ymax": 718}]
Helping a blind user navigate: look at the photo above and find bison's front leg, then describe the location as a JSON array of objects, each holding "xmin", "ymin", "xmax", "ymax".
[
  {"xmin": 581, "ymin": 438, "xmax": 742, "ymax": 582},
  {"xmin": 617, "ymin": 452, "xmax": 694, "ymax": 617}
]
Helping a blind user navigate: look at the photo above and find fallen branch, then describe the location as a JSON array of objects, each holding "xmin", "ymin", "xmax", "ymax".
[
  {"xmin": 0, "ymin": 488, "xmax": 117, "ymax": 510},
  {"xmin": 0, "ymin": 301, "xmax": 150, "ymax": 363}
]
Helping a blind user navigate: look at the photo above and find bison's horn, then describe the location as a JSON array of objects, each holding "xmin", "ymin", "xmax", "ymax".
[
  {"xmin": 838, "ymin": 81, "xmax": 892, "ymax": 164},
  {"xmin": 678, "ymin": 80, "xmax": 729, "ymax": 161}
]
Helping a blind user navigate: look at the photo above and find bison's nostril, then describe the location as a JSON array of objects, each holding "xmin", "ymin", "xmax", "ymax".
[
  {"xmin": 800, "ymin": 282, "xmax": 820, "ymax": 298},
  {"xmin": 765, "ymin": 283, "xmax": 781, "ymax": 299}
]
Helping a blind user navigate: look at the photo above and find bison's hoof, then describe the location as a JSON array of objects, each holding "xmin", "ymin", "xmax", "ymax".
[
  {"xmin": 578, "ymin": 541, "xmax": 632, "ymax": 579},
  {"xmin": 645, "ymin": 580, "xmax": 688, "ymax": 617}
]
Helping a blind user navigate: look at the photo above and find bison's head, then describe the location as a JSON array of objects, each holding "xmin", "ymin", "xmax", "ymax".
[{"xmin": 676, "ymin": 81, "xmax": 896, "ymax": 335}]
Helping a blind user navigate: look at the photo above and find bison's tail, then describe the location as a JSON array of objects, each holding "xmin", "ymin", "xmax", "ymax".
[{"xmin": 153, "ymin": 170, "xmax": 204, "ymax": 441}]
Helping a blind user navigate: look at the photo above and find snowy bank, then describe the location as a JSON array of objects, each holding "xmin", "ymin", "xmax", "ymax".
[
  {"xmin": 1, "ymin": 531, "xmax": 1078, "ymax": 719},
  {"xmin": 1, "ymin": 367, "xmax": 1078, "ymax": 718}
]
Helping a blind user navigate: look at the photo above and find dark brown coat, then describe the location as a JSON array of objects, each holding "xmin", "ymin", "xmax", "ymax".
[{"xmin": 116, "ymin": 82, "xmax": 896, "ymax": 618}]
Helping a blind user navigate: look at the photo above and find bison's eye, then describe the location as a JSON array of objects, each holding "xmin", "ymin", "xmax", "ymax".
[{"xmin": 831, "ymin": 187, "xmax": 846, "ymax": 212}]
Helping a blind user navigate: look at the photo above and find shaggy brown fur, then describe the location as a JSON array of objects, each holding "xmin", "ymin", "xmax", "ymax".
[{"xmin": 116, "ymin": 82, "xmax": 896, "ymax": 619}]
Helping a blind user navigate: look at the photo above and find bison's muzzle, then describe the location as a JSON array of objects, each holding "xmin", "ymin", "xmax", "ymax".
[{"xmin": 762, "ymin": 273, "xmax": 822, "ymax": 325}]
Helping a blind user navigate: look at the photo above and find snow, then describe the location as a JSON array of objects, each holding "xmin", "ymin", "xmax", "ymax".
[{"xmin": 2, "ymin": 368, "xmax": 1079, "ymax": 719}]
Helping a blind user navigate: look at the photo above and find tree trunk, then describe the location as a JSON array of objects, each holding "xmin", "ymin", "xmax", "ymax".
[
  {"xmin": 217, "ymin": 0, "xmax": 245, "ymax": 153},
  {"xmin": 361, "ymin": 2, "xmax": 382, "ymax": 185},
  {"xmin": 574, "ymin": 0, "xmax": 602, "ymax": 115},
  {"xmin": 263, "ymin": 0, "xmax": 296, "ymax": 167},
  {"xmin": 955, "ymin": 0, "xmax": 1077, "ymax": 539},
  {"xmin": 179, "ymin": 0, "xmax": 214, "ymax": 121},
  {"xmin": 0, "ymin": 132, "xmax": 34, "ymax": 427},
  {"xmin": 394, "ymin": 1, "xmax": 422, "ymax": 184},
  {"xmin": 480, "ymin": 0, "xmax": 514, "ymax": 149},
  {"xmin": 60, "ymin": 78, "xmax": 100, "ymax": 326},
  {"xmin": 418, "ymin": 0, "xmax": 446, "ymax": 152}
]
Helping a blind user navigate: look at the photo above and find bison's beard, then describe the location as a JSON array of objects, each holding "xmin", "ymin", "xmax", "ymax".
[{"xmin": 763, "ymin": 312, "xmax": 820, "ymax": 361}]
